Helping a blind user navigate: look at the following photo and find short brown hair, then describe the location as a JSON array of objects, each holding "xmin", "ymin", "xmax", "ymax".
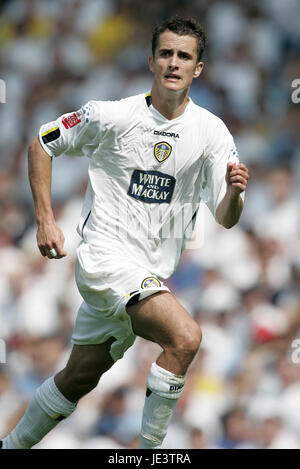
[{"xmin": 152, "ymin": 17, "xmax": 206, "ymax": 62}]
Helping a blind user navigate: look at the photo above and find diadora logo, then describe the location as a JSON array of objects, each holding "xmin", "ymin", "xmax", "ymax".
[
  {"xmin": 154, "ymin": 142, "xmax": 172, "ymax": 163},
  {"xmin": 62, "ymin": 112, "xmax": 82, "ymax": 129},
  {"xmin": 170, "ymin": 384, "xmax": 184, "ymax": 392},
  {"xmin": 154, "ymin": 130, "xmax": 180, "ymax": 138}
]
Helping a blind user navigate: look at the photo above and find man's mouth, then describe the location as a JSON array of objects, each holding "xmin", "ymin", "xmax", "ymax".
[{"xmin": 164, "ymin": 73, "xmax": 181, "ymax": 81}]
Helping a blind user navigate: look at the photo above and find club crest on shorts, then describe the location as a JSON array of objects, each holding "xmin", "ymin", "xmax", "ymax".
[
  {"xmin": 154, "ymin": 142, "xmax": 172, "ymax": 163},
  {"xmin": 141, "ymin": 277, "xmax": 161, "ymax": 289}
]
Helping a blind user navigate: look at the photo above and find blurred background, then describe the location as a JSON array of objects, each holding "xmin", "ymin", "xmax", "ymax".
[{"xmin": 0, "ymin": 0, "xmax": 300, "ymax": 449}]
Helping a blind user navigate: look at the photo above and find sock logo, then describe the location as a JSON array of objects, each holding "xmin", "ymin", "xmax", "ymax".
[{"xmin": 170, "ymin": 384, "xmax": 184, "ymax": 392}]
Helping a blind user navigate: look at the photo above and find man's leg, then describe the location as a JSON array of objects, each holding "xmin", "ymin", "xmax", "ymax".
[
  {"xmin": 1, "ymin": 338, "xmax": 115, "ymax": 449},
  {"xmin": 127, "ymin": 291, "xmax": 202, "ymax": 449}
]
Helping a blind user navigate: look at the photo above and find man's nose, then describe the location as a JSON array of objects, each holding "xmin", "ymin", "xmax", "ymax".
[{"xmin": 168, "ymin": 54, "xmax": 179, "ymax": 69}]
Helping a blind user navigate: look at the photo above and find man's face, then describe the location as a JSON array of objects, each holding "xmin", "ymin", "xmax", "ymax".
[{"xmin": 149, "ymin": 30, "xmax": 203, "ymax": 93}]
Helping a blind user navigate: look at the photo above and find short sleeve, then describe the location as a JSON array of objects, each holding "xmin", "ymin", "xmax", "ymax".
[
  {"xmin": 200, "ymin": 117, "xmax": 243, "ymax": 221},
  {"xmin": 38, "ymin": 101, "xmax": 100, "ymax": 158}
]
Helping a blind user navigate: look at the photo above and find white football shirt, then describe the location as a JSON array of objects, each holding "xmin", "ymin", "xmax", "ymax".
[{"xmin": 39, "ymin": 93, "xmax": 240, "ymax": 279}]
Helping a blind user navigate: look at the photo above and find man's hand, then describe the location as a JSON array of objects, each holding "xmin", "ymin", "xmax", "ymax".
[
  {"xmin": 225, "ymin": 162, "xmax": 249, "ymax": 194},
  {"xmin": 37, "ymin": 220, "xmax": 67, "ymax": 259},
  {"xmin": 216, "ymin": 162, "xmax": 250, "ymax": 229}
]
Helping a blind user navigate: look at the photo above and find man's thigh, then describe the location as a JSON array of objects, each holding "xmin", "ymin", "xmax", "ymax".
[{"xmin": 126, "ymin": 291, "xmax": 198, "ymax": 348}]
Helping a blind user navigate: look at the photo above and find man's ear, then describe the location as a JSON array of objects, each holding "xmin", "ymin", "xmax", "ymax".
[
  {"xmin": 148, "ymin": 55, "xmax": 154, "ymax": 73},
  {"xmin": 193, "ymin": 61, "xmax": 204, "ymax": 78}
]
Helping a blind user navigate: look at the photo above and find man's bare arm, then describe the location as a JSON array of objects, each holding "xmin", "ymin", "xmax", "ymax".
[
  {"xmin": 216, "ymin": 162, "xmax": 249, "ymax": 229},
  {"xmin": 28, "ymin": 136, "xmax": 67, "ymax": 259}
]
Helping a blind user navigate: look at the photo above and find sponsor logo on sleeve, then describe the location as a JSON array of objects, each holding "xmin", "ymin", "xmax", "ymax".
[
  {"xmin": 127, "ymin": 169, "xmax": 176, "ymax": 204},
  {"xmin": 154, "ymin": 141, "xmax": 172, "ymax": 163},
  {"xmin": 141, "ymin": 277, "xmax": 161, "ymax": 289},
  {"xmin": 62, "ymin": 111, "xmax": 82, "ymax": 129}
]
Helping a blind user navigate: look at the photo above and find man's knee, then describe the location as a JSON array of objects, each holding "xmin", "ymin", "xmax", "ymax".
[
  {"xmin": 56, "ymin": 366, "xmax": 100, "ymax": 399},
  {"xmin": 171, "ymin": 324, "xmax": 202, "ymax": 360},
  {"xmin": 55, "ymin": 340, "xmax": 116, "ymax": 401},
  {"xmin": 187, "ymin": 324, "xmax": 202, "ymax": 353},
  {"xmin": 71, "ymin": 369, "xmax": 100, "ymax": 393},
  {"xmin": 183, "ymin": 324, "xmax": 202, "ymax": 355}
]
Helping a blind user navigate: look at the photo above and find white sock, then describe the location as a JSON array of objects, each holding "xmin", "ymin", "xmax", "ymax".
[
  {"xmin": 2, "ymin": 376, "xmax": 77, "ymax": 449},
  {"xmin": 139, "ymin": 362, "xmax": 186, "ymax": 449}
]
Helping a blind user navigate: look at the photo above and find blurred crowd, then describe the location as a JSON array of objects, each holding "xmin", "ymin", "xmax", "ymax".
[{"xmin": 0, "ymin": 0, "xmax": 300, "ymax": 449}]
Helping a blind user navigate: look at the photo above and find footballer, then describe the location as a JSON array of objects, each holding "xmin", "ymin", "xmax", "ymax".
[{"xmin": 1, "ymin": 17, "xmax": 249, "ymax": 449}]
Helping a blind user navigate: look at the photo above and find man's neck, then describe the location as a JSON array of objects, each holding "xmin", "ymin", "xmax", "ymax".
[{"xmin": 150, "ymin": 84, "xmax": 190, "ymax": 120}]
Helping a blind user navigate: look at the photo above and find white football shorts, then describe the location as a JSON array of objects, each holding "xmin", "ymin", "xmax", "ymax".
[{"xmin": 71, "ymin": 242, "xmax": 170, "ymax": 362}]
